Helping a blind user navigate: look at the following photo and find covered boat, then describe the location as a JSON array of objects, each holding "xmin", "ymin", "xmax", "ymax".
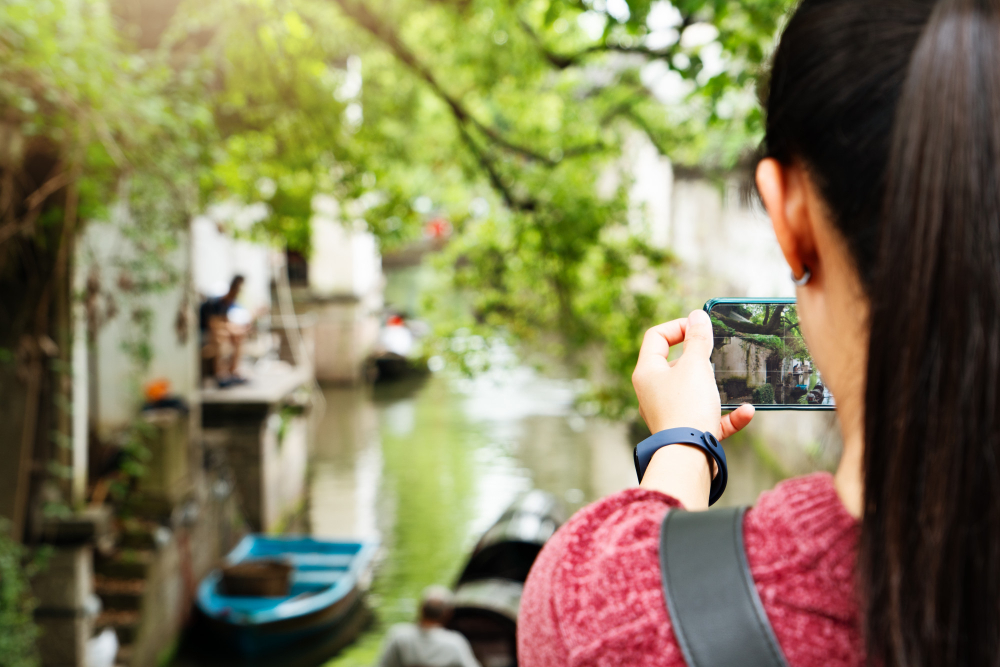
[
  {"xmin": 195, "ymin": 535, "xmax": 378, "ymax": 655},
  {"xmin": 447, "ymin": 490, "xmax": 564, "ymax": 667}
]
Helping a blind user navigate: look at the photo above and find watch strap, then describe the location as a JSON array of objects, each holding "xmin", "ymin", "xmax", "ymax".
[{"xmin": 633, "ymin": 427, "xmax": 728, "ymax": 505}]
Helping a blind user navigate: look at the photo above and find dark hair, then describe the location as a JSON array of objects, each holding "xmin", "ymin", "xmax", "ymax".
[
  {"xmin": 229, "ymin": 275, "xmax": 245, "ymax": 292},
  {"xmin": 419, "ymin": 585, "xmax": 454, "ymax": 623},
  {"xmin": 764, "ymin": 0, "xmax": 1000, "ymax": 664}
]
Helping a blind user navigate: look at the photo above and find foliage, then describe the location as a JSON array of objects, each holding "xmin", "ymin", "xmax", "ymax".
[
  {"xmin": 751, "ymin": 383, "xmax": 774, "ymax": 404},
  {"xmin": 711, "ymin": 304, "xmax": 811, "ymax": 362},
  {"xmin": 108, "ymin": 419, "xmax": 156, "ymax": 502},
  {"xmin": 0, "ymin": 0, "xmax": 210, "ymax": 238},
  {"xmin": 2, "ymin": 0, "xmax": 798, "ymax": 433},
  {"xmin": 741, "ymin": 333, "xmax": 782, "ymax": 352},
  {"xmin": 0, "ymin": 0, "xmax": 212, "ymax": 515},
  {"xmin": 0, "ymin": 522, "xmax": 48, "ymax": 667},
  {"xmin": 163, "ymin": 0, "xmax": 795, "ymax": 416}
]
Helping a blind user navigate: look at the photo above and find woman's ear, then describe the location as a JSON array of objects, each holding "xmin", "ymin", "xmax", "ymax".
[{"xmin": 756, "ymin": 158, "xmax": 817, "ymax": 278}]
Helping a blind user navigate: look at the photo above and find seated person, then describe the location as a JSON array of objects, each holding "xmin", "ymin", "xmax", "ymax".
[
  {"xmin": 199, "ymin": 275, "xmax": 249, "ymax": 387},
  {"xmin": 377, "ymin": 586, "xmax": 480, "ymax": 667}
]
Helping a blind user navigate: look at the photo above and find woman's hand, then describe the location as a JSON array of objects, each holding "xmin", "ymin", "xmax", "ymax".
[{"xmin": 631, "ymin": 309, "xmax": 755, "ymax": 509}]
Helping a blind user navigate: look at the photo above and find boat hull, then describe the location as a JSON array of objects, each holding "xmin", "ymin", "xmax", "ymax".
[
  {"xmin": 449, "ymin": 578, "xmax": 521, "ymax": 667},
  {"xmin": 180, "ymin": 598, "xmax": 372, "ymax": 666},
  {"xmin": 195, "ymin": 536, "xmax": 378, "ymax": 657},
  {"xmin": 197, "ymin": 580, "xmax": 362, "ymax": 655},
  {"xmin": 448, "ymin": 491, "xmax": 564, "ymax": 667}
]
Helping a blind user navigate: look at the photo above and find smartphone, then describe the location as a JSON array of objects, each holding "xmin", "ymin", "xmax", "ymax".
[{"xmin": 703, "ymin": 298, "xmax": 834, "ymax": 411}]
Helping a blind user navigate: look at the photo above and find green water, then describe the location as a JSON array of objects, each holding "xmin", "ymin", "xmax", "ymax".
[
  {"xmin": 310, "ymin": 364, "xmax": 808, "ymax": 666},
  {"xmin": 319, "ymin": 379, "xmax": 480, "ymax": 666},
  {"xmin": 312, "ymin": 369, "xmax": 632, "ymax": 666}
]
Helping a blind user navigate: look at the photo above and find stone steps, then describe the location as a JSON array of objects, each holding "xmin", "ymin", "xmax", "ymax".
[
  {"xmin": 95, "ymin": 549, "xmax": 154, "ymax": 580},
  {"xmin": 117, "ymin": 516, "xmax": 169, "ymax": 551},
  {"xmin": 95, "ymin": 576, "xmax": 145, "ymax": 611},
  {"xmin": 94, "ymin": 547, "xmax": 155, "ymax": 666},
  {"xmin": 119, "ymin": 529, "xmax": 158, "ymax": 551},
  {"xmin": 95, "ymin": 609, "xmax": 141, "ymax": 646},
  {"xmin": 114, "ymin": 644, "xmax": 132, "ymax": 667}
]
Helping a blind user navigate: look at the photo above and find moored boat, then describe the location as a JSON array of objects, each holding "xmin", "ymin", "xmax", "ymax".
[
  {"xmin": 448, "ymin": 490, "xmax": 564, "ymax": 667},
  {"xmin": 195, "ymin": 535, "xmax": 378, "ymax": 656},
  {"xmin": 371, "ymin": 314, "xmax": 430, "ymax": 383}
]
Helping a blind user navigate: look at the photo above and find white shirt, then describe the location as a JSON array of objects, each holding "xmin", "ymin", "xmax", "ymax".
[{"xmin": 376, "ymin": 623, "xmax": 481, "ymax": 667}]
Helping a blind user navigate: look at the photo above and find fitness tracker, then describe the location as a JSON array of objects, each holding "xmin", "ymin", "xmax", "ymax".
[{"xmin": 634, "ymin": 427, "xmax": 729, "ymax": 505}]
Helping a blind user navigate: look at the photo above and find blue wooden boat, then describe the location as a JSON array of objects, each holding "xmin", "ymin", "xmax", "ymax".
[{"xmin": 196, "ymin": 535, "xmax": 378, "ymax": 655}]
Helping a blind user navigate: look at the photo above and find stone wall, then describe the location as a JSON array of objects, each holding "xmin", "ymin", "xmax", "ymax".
[
  {"xmin": 712, "ymin": 337, "xmax": 771, "ymax": 390},
  {"xmin": 124, "ymin": 473, "xmax": 243, "ymax": 667},
  {"xmin": 33, "ymin": 547, "xmax": 95, "ymax": 667},
  {"xmin": 295, "ymin": 299, "xmax": 380, "ymax": 384},
  {"xmin": 203, "ymin": 401, "xmax": 311, "ymax": 533}
]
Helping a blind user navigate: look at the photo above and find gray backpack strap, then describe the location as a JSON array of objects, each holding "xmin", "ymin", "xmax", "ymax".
[{"xmin": 659, "ymin": 507, "xmax": 789, "ymax": 667}]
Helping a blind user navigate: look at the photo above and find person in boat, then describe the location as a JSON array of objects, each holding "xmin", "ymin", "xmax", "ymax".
[
  {"xmin": 377, "ymin": 586, "xmax": 481, "ymax": 667},
  {"xmin": 519, "ymin": 1, "xmax": 1000, "ymax": 666},
  {"xmin": 199, "ymin": 275, "xmax": 249, "ymax": 388}
]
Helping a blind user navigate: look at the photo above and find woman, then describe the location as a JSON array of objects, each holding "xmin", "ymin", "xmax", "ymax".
[{"xmin": 518, "ymin": 0, "xmax": 1000, "ymax": 665}]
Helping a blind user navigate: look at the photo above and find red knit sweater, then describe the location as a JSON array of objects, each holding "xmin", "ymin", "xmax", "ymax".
[{"xmin": 518, "ymin": 473, "xmax": 861, "ymax": 667}]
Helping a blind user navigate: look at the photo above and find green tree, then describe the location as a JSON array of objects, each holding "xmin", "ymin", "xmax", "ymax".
[
  {"xmin": 180, "ymin": 0, "xmax": 795, "ymax": 416},
  {"xmin": 0, "ymin": 0, "xmax": 795, "ymax": 539},
  {"xmin": 0, "ymin": 0, "xmax": 211, "ymax": 540}
]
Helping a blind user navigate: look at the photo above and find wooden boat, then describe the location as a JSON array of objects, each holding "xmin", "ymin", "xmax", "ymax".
[
  {"xmin": 372, "ymin": 315, "xmax": 424, "ymax": 383},
  {"xmin": 448, "ymin": 490, "xmax": 564, "ymax": 667},
  {"xmin": 195, "ymin": 535, "xmax": 378, "ymax": 656}
]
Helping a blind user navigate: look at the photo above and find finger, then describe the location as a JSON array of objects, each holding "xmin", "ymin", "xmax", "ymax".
[
  {"xmin": 681, "ymin": 309, "xmax": 715, "ymax": 360},
  {"xmin": 719, "ymin": 404, "xmax": 755, "ymax": 439},
  {"xmin": 637, "ymin": 318, "xmax": 689, "ymax": 363}
]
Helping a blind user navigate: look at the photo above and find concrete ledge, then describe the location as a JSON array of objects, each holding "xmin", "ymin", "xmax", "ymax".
[{"xmin": 200, "ymin": 364, "xmax": 312, "ymax": 407}]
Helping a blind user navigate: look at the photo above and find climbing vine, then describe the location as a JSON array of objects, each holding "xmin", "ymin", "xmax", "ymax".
[{"xmin": 0, "ymin": 521, "xmax": 49, "ymax": 667}]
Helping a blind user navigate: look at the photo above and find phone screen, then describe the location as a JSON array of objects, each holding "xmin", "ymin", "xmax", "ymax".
[{"xmin": 704, "ymin": 299, "xmax": 835, "ymax": 410}]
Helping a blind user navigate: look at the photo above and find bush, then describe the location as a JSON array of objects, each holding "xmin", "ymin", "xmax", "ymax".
[
  {"xmin": 752, "ymin": 383, "xmax": 775, "ymax": 405},
  {"xmin": 0, "ymin": 521, "xmax": 42, "ymax": 667}
]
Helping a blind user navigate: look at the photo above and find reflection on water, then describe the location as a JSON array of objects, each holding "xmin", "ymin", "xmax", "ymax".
[
  {"xmin": 314, "ymin": 368, "xmax": 795, "ymax": 666},
  {"xmin": 315, "ymin": 369, "xmax": 634, "ymax": 666}
]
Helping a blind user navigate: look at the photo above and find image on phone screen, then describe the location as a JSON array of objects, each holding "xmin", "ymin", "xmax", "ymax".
[{"xmin": 704, "ymin": 299, "xmax": 835, "ymax": 410}]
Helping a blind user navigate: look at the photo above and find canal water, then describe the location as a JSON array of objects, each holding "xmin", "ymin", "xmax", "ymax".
[
  {"xmin": 312, "ymin": 364, "xmax": 792, "ymax": 666},
  {"xmin": 170, "ymin": 264, "xmax": 836, "ymax": 666}
]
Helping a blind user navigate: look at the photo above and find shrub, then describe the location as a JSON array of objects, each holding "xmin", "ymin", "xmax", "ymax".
[
  {"xmin": 0, "ymin": 521, "xmax": 43, "ymax": 667},
  {"xmin": 752, "ymin": 383, "xmax": 775, "ymax": 405}
]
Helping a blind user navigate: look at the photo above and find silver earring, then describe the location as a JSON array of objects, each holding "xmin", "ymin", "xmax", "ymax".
[{"xmin": 791, "ymin": 266, "xmax": 812, "ymax": 286}]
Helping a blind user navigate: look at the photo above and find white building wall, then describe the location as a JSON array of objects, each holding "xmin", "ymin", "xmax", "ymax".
[
  {"xmin": 76, "ymin": 215, "xmax": 197, "ymax": 438},
  {"xmin": 626, "ymin": 134, "xmax": 674, "ymax": 249},
  {"xmin": 191, "ymin": 216, "xmax": 271, "ymax": 312},
  {"xmin": 675, "ymin": 180, "xmax": 794, "ymax": 300},
  {"xmin": 302, "ymin": 196, "xmax": 384, "ymax": 383},
  {"xmin": 625, "ymin": 132, "xmax": 840, "ymax": 474},
  {"xmin": 624, "ymin": 132, "xmax": 792, "ymax": 301},
  {"xmin": 308, "ymin": 218, "xmax": 381, "ymax": 299}
]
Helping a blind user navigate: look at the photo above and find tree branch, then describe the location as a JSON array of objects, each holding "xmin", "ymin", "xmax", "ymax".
[
  {"xmin": 714, "ymin": 307, "xmax": 784, "ymax": 336},
  {"xmin": 517, "ymin": 14, "xmax": 692, "ymax": 69},
  {"xmin": 0, "ymin": 166, "xmax": 72, "ymax": 248},
  {"xmin": 455, "ymin": 123, "xmax": 537, "ymax": 212},
  {"xmin": 332, "ymin": 0, "xmax": 561, "ymax": 165}
]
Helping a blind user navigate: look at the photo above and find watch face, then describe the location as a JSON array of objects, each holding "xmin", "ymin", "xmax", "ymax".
[{"xmin": 704, "ymin": 432, "xmax": 720, "ymax": 449}]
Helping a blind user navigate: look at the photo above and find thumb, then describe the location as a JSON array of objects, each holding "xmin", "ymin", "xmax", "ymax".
[{"xmin": 682, "ymin": 309, "xmax": 715, "ymax": 359}]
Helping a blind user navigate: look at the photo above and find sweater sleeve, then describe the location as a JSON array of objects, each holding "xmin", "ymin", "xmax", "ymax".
[{"xmin": 517, "ymin": 488, "xmax": 686, "ymax": 667}]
